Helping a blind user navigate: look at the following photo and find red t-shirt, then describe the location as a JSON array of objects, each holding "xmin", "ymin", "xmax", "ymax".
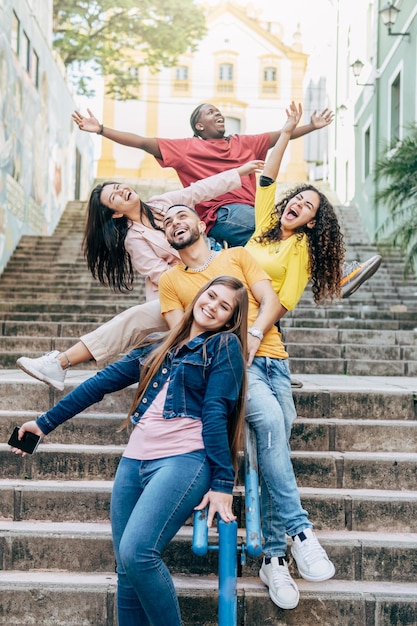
[{"xmin": 156, "ymin": 134, "xmax": 271, "ymax": 232}]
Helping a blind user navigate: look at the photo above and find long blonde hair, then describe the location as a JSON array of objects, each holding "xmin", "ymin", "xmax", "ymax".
[{"xmin": 124, "ymin": 275, "xmax": 248, "ymax": 467}]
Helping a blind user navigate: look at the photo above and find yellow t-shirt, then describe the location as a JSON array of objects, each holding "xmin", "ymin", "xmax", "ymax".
[
  {"xmin": 158, "ymin": 247, "xmax": 288, "ymax": 359},
  {"xmin": 245, "ymin": 181, "xmax": 310, "ymax": 311}
]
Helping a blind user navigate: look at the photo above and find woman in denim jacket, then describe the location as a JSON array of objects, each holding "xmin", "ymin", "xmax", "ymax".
[{"xmin": 11, "ymin": 276, "xmax": 248, "ymax": 626}]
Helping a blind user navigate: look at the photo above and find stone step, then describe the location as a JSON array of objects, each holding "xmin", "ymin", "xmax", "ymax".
[
  {"xmin": 0, "ymin": 313, "xmax": 115, "ymax": 323},
  {"xmin": 0, "ymin": 571, "xmax": 415, "ymax": 626},
  {"xmin": 2, "ymin": 345, "xmax": 416, "ymax": 376},
  {"xmin": 2, "ymin": 411, "xmax": 417, "ymax": 453},
  {"xmin": 3, "ymin": 316, "xmax": 414, "ymax": 335},
  {"xmin": 284, "ymin": 327, "xmax": 417, "ymax": 345},
  {"xmin": 4, "ymin": 327, "xmax": 416, "ymax": 348},
  {"xmin": 2, "ymin": 444, "xmax": 417, "ymax": 490},
  {"xmin": 0, "ymin": 521, "xmax": 416, "ymax": 584},
  {"xmin": 1, "ymin": 372, "xmax": 416, "ymax": 420},
  {"xmin": 2, "ymin": 479, "xmax": 416, "ymax": 532},
  {"xmin": 289, "ymin": 356, "xmax": 417, "ymax": 376}
]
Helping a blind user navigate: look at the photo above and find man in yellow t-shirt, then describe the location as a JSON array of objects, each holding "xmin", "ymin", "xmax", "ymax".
[{"xmin": 159, "ymin": 203, "xmax": 335, "ymax": 611}]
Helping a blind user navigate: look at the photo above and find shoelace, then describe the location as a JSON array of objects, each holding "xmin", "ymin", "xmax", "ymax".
[
  {"xmin": 270, "ymin": 562, "xmax": 294, "ymax": 588},
  {"xmin": 341, "ymin": 260, "xmax": 361, "ymax": 279},
  {"xmin": 297, "ymin": 536, "xmax": 327, "ymax": 566}
]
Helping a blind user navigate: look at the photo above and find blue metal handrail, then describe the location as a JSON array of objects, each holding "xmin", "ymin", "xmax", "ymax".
[{"xmin": 192, "ymin": 423, "xmax": 261, "ymax": 626}]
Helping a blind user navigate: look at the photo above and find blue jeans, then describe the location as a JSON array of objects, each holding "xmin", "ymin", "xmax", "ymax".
[
  {"xmin": 246, "ymin": 357, "xmax": 311, "ymax": 558},
  {"xmin": 209, "ymin": 203, "xmax": 255, "ymax": 247},
  {"xmin": 111, "ymin": 451, "xmax": 211, "ymax": 626}
]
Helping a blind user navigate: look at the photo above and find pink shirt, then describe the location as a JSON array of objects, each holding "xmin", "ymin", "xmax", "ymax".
[
  {"xmin": 123, "ymin": 382, "xmax": 204, "ymax": 460},
  {"xmin": 124, "ymin": 168, "xmax": 243, "ymax": 300},
  {"xmin": 156, "ymin": 133, "xmax": 271, "ymax": 231}
]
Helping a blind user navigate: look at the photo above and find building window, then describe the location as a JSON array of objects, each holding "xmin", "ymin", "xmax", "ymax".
[
  {"xmin": 363, "ymin": 125, "xmax": 371, "ymax": 179},
  {"xmin": 12, "ymin": 11, "xmax": 20, "ymax": 55},
  {"xmin": 31, "ymin": 49, "xmax": 39, "ymax": 88},
  {"xmin": 224, "ymin": 116, "xmax": 241, "ymax": 134},
  {"xmin": 126, "ymin": 66, "xmax": 141, "ymax": 98},
  {"xmin": 219, "ymin": 63, "xmax": 233, "ymax": 81},
  {"xmin": 21, "ymin": 31, "xmax": 30, "ymax": 73},
  {"xmin": 260, "ymin": 58, "xmax": 280, "ymax": 97},
  {"xmin": 172, "ymin": 64, "xmax": 190, "ymax": 95},
  {"xmin": 216, "ymin": 62, "xmax": 234, "ymax": 93},
  {"xmin": 390, "ymin": 73, "xmax": 401, "ymax": 142},
  {"xmin": 264, "ymin": 66, "xmax": 276, "ymax": 82},
  {"xmin": 175, "ymin": 66, "xmax": 188, "ymax": 81}
]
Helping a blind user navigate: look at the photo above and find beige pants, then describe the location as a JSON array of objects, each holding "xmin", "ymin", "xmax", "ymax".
[{"xmin": 80, "ymin": 300, "xmax": 168, "ymax": 365}]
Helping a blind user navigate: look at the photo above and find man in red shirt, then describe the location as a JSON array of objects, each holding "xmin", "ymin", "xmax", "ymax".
[{"xmin": 73, "ymin": 103, "xmax": 333, "ymax": 247}]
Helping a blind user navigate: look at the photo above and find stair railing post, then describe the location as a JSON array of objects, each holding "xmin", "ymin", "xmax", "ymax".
[
  {"xmin": 244, "ymin": 423, "xmax": 262, "ymax": 557},
  {"xmin": 218, "ymin": 518, "xmax": 238, "ymax": 626}
]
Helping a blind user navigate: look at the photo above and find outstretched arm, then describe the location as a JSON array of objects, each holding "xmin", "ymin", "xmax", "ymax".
[
  {"xmin": 263, "ymin": 101, "xmax": 302, "ymax": 181},
  {"xmin": 72, "ymin": 108, "xmax": 162, "ymax": 158},
  {"xmin": 10, "ymin": 351, "xmax": 142, "ymax": 456},
  {"xmin": 267, "ymin": 105, "xmax": 334, "ymax": 148}
]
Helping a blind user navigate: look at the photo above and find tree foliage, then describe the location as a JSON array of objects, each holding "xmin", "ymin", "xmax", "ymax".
[
  {"xmin": 52, "ymin": 0, "xmax": 207, "ymax": 99},
  {"xmin": 374, "ymin": 126, "xmax": 417, "ymax": 276}
]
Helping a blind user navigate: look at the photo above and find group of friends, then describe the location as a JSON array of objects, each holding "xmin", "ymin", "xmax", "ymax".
[{"xmin": 11, "ymin": 100, "xmax": 382, "ymax": 625}]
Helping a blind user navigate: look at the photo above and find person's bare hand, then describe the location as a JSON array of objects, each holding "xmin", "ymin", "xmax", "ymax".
[
  {"xmin": 311, "ymin": 108, "xmax": 334, "ymax": 129},
  {"xmin": 282, "ymin": 101, "xmax": 302, "ymax": 134},
  {"xmin": 247, "ymin": 334, "xmax": 261, "ymax": 366},
  {"xmin": 194, "ymin": 490, "xmax": 235, "ymax": 526},
  {"xmin": 72, "ymin": 109, "xmax": 101, "ymax": 133},
  {"xmin": 237, "ymin": 160, "xmax": 265, "ymax": 177},
  {"xmin": 10, "ymin": 421, "xmax": 44, "ymax": 457}
]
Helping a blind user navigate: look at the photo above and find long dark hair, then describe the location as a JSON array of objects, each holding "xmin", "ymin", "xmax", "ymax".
[
  {"xmin": 255, "ymin": 183, "xmax": 345, "ymax": 303},
  {"xmin": 125, "ymin": 276, "xmax": 249, "ymax": 468},
  {"xmin": 83, "ymin": 181, "xmax": 163, "ymax": 292}
]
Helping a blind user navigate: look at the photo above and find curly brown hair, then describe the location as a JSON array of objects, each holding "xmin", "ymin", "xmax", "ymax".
[{"xmin": 255, "ymin": 183, "xmax": 345, "ymax": 303}]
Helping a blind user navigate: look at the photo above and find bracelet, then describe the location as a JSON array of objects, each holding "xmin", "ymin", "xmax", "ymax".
[
  {"xmin": 97, "ymin": 124, "xmax": 104, "ymax": 135},
  {"xmin": 248, "ymin": 327, "xmax": 264, "ymax": 341},
  {"xmin": 61, "ymin": 352, "xmax": 72, "ymax": 369}
]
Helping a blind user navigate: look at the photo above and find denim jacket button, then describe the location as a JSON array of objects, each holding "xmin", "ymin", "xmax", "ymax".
[
  {"xmin": 152, "ymin": 382, "xmax": 158, "ymax": 388},
  {"xmin": 142, "ymin": 398, "xmax": 148, "ymax": 404},
  {"xmin": 133, "ymin": 412, "xmax": 139, "ymax": 417},
  {"xmin": 162, "ymin": 368, "xmax": 168, "ymax": 374}
]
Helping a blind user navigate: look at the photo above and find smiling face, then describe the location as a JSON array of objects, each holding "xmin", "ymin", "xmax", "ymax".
[
  {"xmin": 194, "ymin": 104, "xmax": 226, "ymax": 139},
  {"xmin": 99, "ymin": 183, "xmax": 139, "ymax": 216},
  {"xmin": 163, "ymin": 205, "xmax": 205, "ymax": 250},
  {"xmin": 192, "ymin": 283, "xmax": 237, "ymax": 334},
  {"xmin": 280, "ymin": 189, "xmax": 320, "ymax": 235}
]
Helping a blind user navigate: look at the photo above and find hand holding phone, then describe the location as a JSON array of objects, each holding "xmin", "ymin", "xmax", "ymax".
[{"xmin": 8, "ymin": 426, "xmax": 42, "ymax": 454}]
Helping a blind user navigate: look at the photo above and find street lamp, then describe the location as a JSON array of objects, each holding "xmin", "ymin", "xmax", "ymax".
[
  {"xmin": 350, "ymin": 59, "xmax": 374, "ymax": 86},
  {"xmin": 379, "ymin": 2, "xmax": 410, "ymax": 37}
]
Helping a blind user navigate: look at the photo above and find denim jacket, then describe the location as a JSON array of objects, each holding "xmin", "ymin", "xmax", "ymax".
[{"xmin": 37, "ymin": 332, "xmax": 244, "ymax": 494}]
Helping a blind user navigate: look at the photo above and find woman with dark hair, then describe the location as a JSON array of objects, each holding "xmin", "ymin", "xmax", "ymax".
[
  {"xmin": 245, "ymin": 104, "xmax": 344, "ymax": 312},
  {"xmin": 83, "ymin": 161, "xmax": 263, "ymax": 300},
  {"xmin": 11, "ymin": 275, "xmax": 248, "ymax": 626}
]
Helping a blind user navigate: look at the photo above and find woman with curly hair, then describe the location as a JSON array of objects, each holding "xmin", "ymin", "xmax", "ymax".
[{"xmin": 245, "ymin": 105, "xmax": 344, "ymax": 321}]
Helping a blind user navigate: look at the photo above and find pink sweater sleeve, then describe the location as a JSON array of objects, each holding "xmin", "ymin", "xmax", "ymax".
[{"xmin": 147, "ymin": 169, "xmax": 242, "ymax": 212}]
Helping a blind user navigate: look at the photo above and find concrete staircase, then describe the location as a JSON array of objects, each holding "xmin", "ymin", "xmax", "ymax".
[{"xmin": 0, "ymin": 184, "xmax": 417, "ymax": 625}]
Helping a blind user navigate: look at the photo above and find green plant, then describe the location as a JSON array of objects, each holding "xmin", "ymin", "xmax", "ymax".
[
  {"xmin": 373, "ymin": 125, "xmax": 417, "ymax": 276},
  {"xmin": 53, "ymin": 0, "xmax": 207, "ymax": 98}
]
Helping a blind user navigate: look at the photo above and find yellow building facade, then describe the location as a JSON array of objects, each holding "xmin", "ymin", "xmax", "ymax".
[{"xmin": 97, "ymin": 1, "xmax": 309, "ymax": 183}]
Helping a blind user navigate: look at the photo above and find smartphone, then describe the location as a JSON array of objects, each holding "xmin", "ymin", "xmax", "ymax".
[{"xmin": 8, "ymin": 427, "xmax": 41, "ymax": 454}]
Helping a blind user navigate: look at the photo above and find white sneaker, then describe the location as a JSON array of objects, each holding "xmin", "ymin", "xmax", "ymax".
[
  {"xmin": 291, "ymin": 528, "xmax": 335, "ymax": 582},
  {"xmin": 259, "ymin": 557, "xmax": 300, "ymax": 610},
  {"xmin": 16, "ymin": 350, "xmax": 66, "ymax": 391}
]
